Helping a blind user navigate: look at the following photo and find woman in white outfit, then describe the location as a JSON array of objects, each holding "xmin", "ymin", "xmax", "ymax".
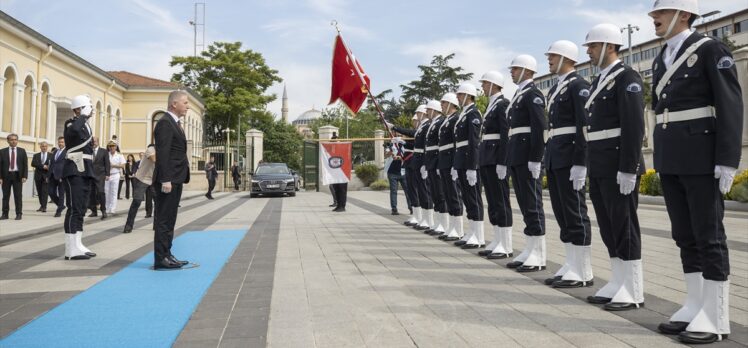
[{"xmin": 105, "ymin": 141, "xmax": 125, "ymax": 214}]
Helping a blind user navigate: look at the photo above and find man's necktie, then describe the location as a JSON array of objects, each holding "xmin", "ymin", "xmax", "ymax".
[{"xmin": 10, "ymin": 148, "xmax": 16, "ymax": 171}]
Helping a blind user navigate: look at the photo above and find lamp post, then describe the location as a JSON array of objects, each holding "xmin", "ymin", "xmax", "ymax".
[
  {"xmin": 189, "ymin": 20, "xmax": 197, "ymax": 57},
  {"xmin": 223, "ymin": 127, "xmax": 231, "ymax": 189},
  {"xmin": 621, "ymin": 24, "xmax": 640, "ymax": 72}
]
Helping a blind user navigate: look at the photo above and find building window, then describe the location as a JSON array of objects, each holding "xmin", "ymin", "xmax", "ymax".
[
  {"xmin": 711, "ymin": 25, "xmax": 730, "ymax": 39},
  {"xmin": 735, "ymin": 19, "xmax": 748, "ymax": 33}
]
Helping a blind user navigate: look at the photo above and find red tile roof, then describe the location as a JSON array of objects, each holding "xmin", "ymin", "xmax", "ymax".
[{"xmin": 108, "ymin": 71, "xmax": 179, "ymax": 88}]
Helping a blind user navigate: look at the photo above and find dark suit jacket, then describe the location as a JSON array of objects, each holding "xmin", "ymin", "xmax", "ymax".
[
  {"xmin": 49, "ymin": 148, "xmax": 66, "ymax": 181},
  {"xmin": 31, "ymin": 151, "xmax": 52, "ymax": 181},
  {"xmin": 91, "ymin": 147, "xmax": 110, "ymax": 178},
  {"xmin": 153, "ymin": 114, "xmax": 190, "ymax": 185},
  {"xmin": 0, "ymin": 147, "xmax": 28, "ymax": 180}
]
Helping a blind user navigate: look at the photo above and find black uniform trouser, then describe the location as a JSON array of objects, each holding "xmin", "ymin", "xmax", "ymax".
[
  {"xmin": 332, "ymin": 183, "xmax": 347, "ymax": 208},
  {"xmin": 548, "ymin": 167, "xmax": 592, "ymax": 246},
  {"xmin": 154, "ymin": 182, "xmax": 183, "ymax": 262},
  {"xmin": 510, "ymin": 165, "xmax": 545, "ymax": 235},
  {"xmin": 207, "ymin": 178, "xmax": 216, "ymax": 196},
  {"xmin": 481, "ymin": 165, "xmax": 512, "ymax": 227},
  {"xmin": 1, "ymin": 172, "xmax": 22, "ymax": 216},
  {"xmin": 145, "ymin": 185, "xmax": 154, "ymax": 216},
  {"xmin": 428, "ymin": 169, "xmax": 446, "ymax": 213},
  {"xmin": 34, "ymin": 177, "xmax": 49, "ymax": 209},
  {"xmin": 64, "ymin": 175, "xmax": 91, "ymax": 234},
  {"xmin": 661, "ymin": 174, "xmax": 729, "ymax": 281},
  {"xmin": 457, "ymin": 169, "xmax": 483, "ymax": 221},
  {"xmin": 405, "ymin": 168, "xmax": 420, "ymax": 208},
  {"xmin": 88, "ymin": 177, "xmax": 105, "ymax": 213},
  {"xmin": 48, "ymin": 178, "xmax": 65, "ymax": 212},
  {"xmin": 329, "ymin": 184, "xmax": 337, "ymax": 204},
  {"xmin": 415, "ymin": 168, "xmax": 432, "ymax": 209},
  {"xmin": 589, "ymin": 177, "xmax": 641, "ymax": 260},
  {"xmin": 440, "ymin": 169, "xmax": 463, "ymax": 216}
]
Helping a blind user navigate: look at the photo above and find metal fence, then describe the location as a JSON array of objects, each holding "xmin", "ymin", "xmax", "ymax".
[{"xmin": 191, "ymin": 138, "xmax": 255, "ymax": 191}]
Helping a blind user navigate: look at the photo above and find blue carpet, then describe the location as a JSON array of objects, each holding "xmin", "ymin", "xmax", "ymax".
[{"xmin": 1, "ymin": 229, "xmax": 246, "ymax": 348}]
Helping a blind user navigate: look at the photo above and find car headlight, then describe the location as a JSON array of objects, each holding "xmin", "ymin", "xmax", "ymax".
[
  {"xmin": 284, "ymin": 178, "xmax": 295, "ymax": 183},
  {"xmin": 251, "ymin": 179, "xmax": 259, "ymax": 183}
]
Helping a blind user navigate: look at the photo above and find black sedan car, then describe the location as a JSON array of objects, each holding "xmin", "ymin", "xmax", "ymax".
[{"xmin": 250, "ymin": 163, "xmax": 297, "ymax": 197}]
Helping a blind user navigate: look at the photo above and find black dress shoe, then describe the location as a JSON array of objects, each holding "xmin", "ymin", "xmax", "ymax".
[
  {"xmin": 85, "ymin": 251, "xmax": 97, "ymax": 257},
  {"xmin": 64, "ymin": 254, "xmax": 90, "ymax": 260},
  {"xmin": 443, "ymin": 236, "xmax": 460, "ymax": 241},
  {"xmin": 487, "ymin": 252, "xmax": 512, "ymax": 260},
  {"xmin": 587, "ymin": 296, "xmax": 612, "ymax": 304},
  {"xmin": 145, "ymin": 214, "xmax": 152, "ymax": 218},
  {"xmin": 423, "ymin": 229, "xmax": 434, "ymax": 234},
  {"xmin": 506, "ymin": 261, "xmax": 523, "ymax": 268},
  {"xmin": 404, "ymin": 221, "xmax": 416, "ymax": 226},
  {"xmin": 516, "ymin": 265, "xmax": 545, "ymax": 272},
  {"xmin": 169, "ymin": 255, "xmax": 189, "ymax": 266},
  {"xmin": 88, "ymin": 212, "xmax": 98, "ymax": 217},
  {"xmin": 0, "ymin": 215, "xmax": 8, "ymax": 220},
  {"xmin": 329, "ymin": 203, "xmax": 337, "ymax": 207},
  {"xmin": 154, "ymin": 257, "xmax": 182, "ymax": 269},
  {"xmin": 36, "ymin": 208, "xmax": 43, "ymax": 212},
  {"xmin": 391, "ymin": 210, "xmax": 399, "ymax": 215},
  {"xmin": 604, "ymin": 302, "xmax": 643, "ymax": 311},
  {"xmin": 15, "ymin": 215, "xmax": 21, "ymax": 220},
  {"xmin": 658, "ymin": 321, "xmax": 689, "ymax": 335},
  {"xmin": 544, "ymin": 276, "xmax": 562, "ymax": 285},
  {"xmin": 461, "ymin": 244, "xmax": 483, "ymax": 249},
  {"xmin": 332, "ymin": 207, "xmax": 346, "ymax": 212},
  {"xmin": 478, "ymin": 250, "xmax": 492, "ymax": 257},
  {"xmin": 40, "ymin": 209, "xmax": 46, "ymax": 213},
  {"xmin": 123, "ymin": 225, "xmax": 133, "ymax": 233},
  {"xmin": 553, "ymin": 279, "xmax": 594, "ymax": 288},
  {"xmin": 414, "ymin": 225, "xmax": 429, "ymax": 230},
  {"xmin": 427, "ymin": 230, "xmax": 442, "ymax": 236},
  {"xmin": 679, "ymin": 331, "xmax": 727, "ymax": 344},
  {"xmin": 438, "ymin": 234, "xmax": 449, "ymax": 240},
  {"xmin": 100, "ymin": 212, "xmax": 107, "ymax": 220},
  {"xmin": 454, "ymin": 240, "xmax": 467, "ymax": 246},
  {"xmin": 54, "ymin": 211, "xmax": 62, "ymax": 217}
]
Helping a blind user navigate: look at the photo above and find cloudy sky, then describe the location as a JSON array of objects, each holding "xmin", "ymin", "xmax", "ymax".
[{"xmin": 2, "ymin": 0, "xmax": 746, "ymax": 122}]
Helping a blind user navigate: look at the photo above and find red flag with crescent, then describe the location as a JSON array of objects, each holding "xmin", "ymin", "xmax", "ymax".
[{"xmin": 329, "ymin": 35, "xmax": 370, "ymax": 113}]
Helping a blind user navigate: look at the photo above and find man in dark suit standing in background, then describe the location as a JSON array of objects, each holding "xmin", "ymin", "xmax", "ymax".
[
  {"xmin": 31, "ymin": 141, "xmax": 52, "ymax": 213},
  {"xmin": 49, "ymin": 137, "xmax": 66, "ymax": 217},
  {"xmin": 88, "ymin": 136, "xmax": 110, "ymax": 219},
  {"xmin": 204, "ymin": 156, "xmax": 218, "ymax": 199},
  {"xmin": 0, "ymin": 133, "xmax": 28, "ymax": 220},
  {"xmin": 152, "ymin": 90, "xmax": 191, "ymax": 269}
]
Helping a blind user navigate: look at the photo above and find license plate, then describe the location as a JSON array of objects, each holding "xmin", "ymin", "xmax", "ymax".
[{"xmin": 267, "ymin": 184, "xmax": 279, "ymax": 188}]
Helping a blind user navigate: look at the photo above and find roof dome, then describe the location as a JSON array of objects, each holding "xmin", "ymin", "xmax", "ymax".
[{"xmin": 292, "ymin": 108, "xmax": 322, "ymax": 125}]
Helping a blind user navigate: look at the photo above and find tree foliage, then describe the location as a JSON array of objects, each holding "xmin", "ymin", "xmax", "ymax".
[
  {"xmin": 399, "ymin": 53, "xmax": 473, "ymax": 115},
  {"xmin": 170, "ymin": 42, "xmax": 282, "ymax": 141}
]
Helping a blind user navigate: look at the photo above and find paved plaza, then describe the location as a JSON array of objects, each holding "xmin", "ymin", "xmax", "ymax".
[{"xmin": 0, "ymin": 190, "xmax": 746, "ymax": 347}]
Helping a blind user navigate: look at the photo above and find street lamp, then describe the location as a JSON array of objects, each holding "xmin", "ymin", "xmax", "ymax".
[
  {"xmin": 223, "ymin": 127, "xmax": 231, "ymax": 189},
  {"xmin": 621, "ymin": 24, "xmax": 640, "ymax": 72},
  {"xmin": 188, "ymin": 20, "xmax": 197, "ymax": 57}
]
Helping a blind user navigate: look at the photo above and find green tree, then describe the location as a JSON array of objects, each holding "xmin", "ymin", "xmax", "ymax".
[
  {"xmin": 261, "ymin": 119, "xmax": 304, "ymax": 171},
  {"xmin": 170, "ymin": 41, "xmax": 282, "ymax": 141},
  {"xmin": 399, "ymin": 53, "xmax": 473, "ymax": 114}
]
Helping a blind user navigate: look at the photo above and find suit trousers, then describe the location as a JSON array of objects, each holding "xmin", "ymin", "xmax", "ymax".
[
  {"xmin": 480, "ymin": 165, "xmax": 512, "ymax": 227},
  {"xmin": 428, "ymin": 169, "xmax": 446, "ymax": 213},
  {"xmin": 153, "ymin": 182, "xmax": 183, "ymax": 262},
  {"xmin": 415, "ymin": 170, "xmax": 432, "ymax": 209},
  {"xmin": 441, "ymin": 170, "xmax": 463, "ymax": 216},
  {"xmin": 405, "ymin": 168, "xmax": 420, "ymax": 208},
  {"xmin": 332, "ymin": 183, "xmax": 347, "ymax": 208},
  {"xmin": 48, "ymin": 178, "xmax": 65, "ymax": 212},
  {"xmin": 547, "ymin": 167, "xmax": 592, "ymax": 245},
  {"xmin": 329, "ymin": 184, "xmax": 337, "ymax": 204},
  {"xmin": 34, "ymin": 177, "xmax": 48, "ymax": 209},
  {"xmin": 588, "ymin": 177, "xmax": 641, "ymax": 260},
  {"xmin": 510, "ymin": 165, "xmax": 546, "ymax": 236},
  {"xmin": 88, "ymin": 177, "xmax": 106, "ymax": 213},
  {"xmin": 1, "ymin": 172, "xmax": 22, "ymax": 216},
  {"xmin": 63, "ymin": 175, "xmax": 90, "ymax": 234},
  {"xmin": 661, "ymin": 174, "xmax": 729, "ymax": 281},
  {"xmin": 457, "ymin": 170, "xmax": 483, "ymax": 221},
  {"xmin": 207, "ymin": 178, "xmax": 216, "ymax": 196}
]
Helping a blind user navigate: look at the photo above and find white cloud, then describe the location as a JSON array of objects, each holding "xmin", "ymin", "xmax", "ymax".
[
  {"xmin": 573, "ymin": 4, "xmax": 656, "ymax": 46},
  {"xmin": 128, "ymin": 0, "xmax": 193, "ymax": 40}
]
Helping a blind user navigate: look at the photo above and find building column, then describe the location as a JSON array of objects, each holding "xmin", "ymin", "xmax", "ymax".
[
  {"xmin": 318, "ymin": 125, "xmax": 339, "ymax": 140},
  {"xmin": 374, "ymin": 129, "xmax": 385, "ymax": 179},
  {"xmin": 47, "ymin": 95, "xmax": 56, "ymax": 140},
  {"xmin": 245, "ymin": 129, "xmax": 264, "ymax": 173},
  {"xmin": 12, "ymin": 83, "xmax": 24, "ymax": 134},
  {"xmin": 0, "ymin": 77, "xmax": 5, "ymax": 133},
  {"xmin": 28, "ymin": 88, "xmax": 37, "ymax": 138}
]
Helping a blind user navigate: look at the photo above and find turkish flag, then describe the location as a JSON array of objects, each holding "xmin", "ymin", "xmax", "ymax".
[{"xmin": 329, "ymin": 35, "xmax": 370, "ymax": 114}]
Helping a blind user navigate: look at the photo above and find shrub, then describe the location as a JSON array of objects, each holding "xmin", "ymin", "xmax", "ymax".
[
  {"xmin": 727, "ymin": 169, "xmax": 748, "ymax": 201},
  {"xmin": 355, "ymin": 163, "xmax": 380, "ymax": 186},
  {"xmin": 369, "ymin": 178, "xmax": 389, "ymax": 191},
  {"xmin": 639, "ymin": 168, "xmax": 662, "ymax": 196},
  {"xmin": 542, "ymin": 175, "xmax": 548, "ymax": 190}
]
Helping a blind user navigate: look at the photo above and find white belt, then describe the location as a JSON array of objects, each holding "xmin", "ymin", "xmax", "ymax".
[
  {"xmin": 548, "ymin": 127, "xmax": 576, "ymax": 139},
  {"xmin": 439, "ymin": 144, "xmax": 454, "ymax": 151},
  {"xmin": 656, "ymin": 106, "xmax": 714, "ymax": 125},
  {"xmin": 68, "ymin": 152, "xmax": 93, "ymax": 160},
  {"xmin": 425, "ymin": 145, "xmax": 439, "ymax": 152},
  {"xmin": 413, "ymin": 148, "xmax": 424, "ymax": 154},
  {"xmin": 456, "ymin": 140, "xmax": 469, "ymax": 148},
  {"xmin": 403, "ymin": 149, "xmax": 413, "ymax": 153},
  {"xmin": 586, "ymin": 128, "xmax": 621, "ymax": 141},
  {"xmin": 482, "ymin": 133, "xmax": 501, "ymax": 141},
  {"xmin": 508, "ymin": 127, "xmax": 531, "ymax": 136}
]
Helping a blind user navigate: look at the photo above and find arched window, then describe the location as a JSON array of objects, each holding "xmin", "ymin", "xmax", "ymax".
[
  {"xmin": 2, "ymin": 66, "xmax": 17, "ymax": 133},
  {"xmin": 151, "ymin": 110, "xmax": 167, "ymax": 134},
  {"xmin": 39, "ymin": 82, "xmax": 50, "ymax": 140},
  {"xmin": 22, "ymin": 75, "xmax": 34, "ymax": 136}
]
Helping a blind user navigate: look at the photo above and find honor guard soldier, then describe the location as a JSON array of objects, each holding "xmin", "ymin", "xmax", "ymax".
[
  {"xmin": 543, "ymin": 40, "xmax": 594, "ymax": 288},
  {"xmin": 583, "ymin": 23, "xmax": 646, "ymax": 311},
  {"xmin": 475, "ymin": 71, "xmax": 514, "ymax": 260},
  {"xmin": 423, "ymin": 100, "xmax": 448, "ymax": 236},
  {"xmin": 62, "ymin": 95, "xmax": 98, "ymax": 260},
  {"xmin": 505, "ymin": 55, "xmax": 548, "ymax": 272},
  {"xmin": 452, "ymin": 83, "xmax": 485, "ymax": 249},
  {"xmin": 437, "ymin": 93, "xmax": 465, "ymax": 242},
  {"xmin": 648, "ymin": 0, "xmax": 742, "ymax": 343},
  {"xmin": 393, "ymin": 105, "xmax": 433, "ymax": 230},
  {"xmin": 400, "ymin": 116, "xmax": 420, "ymax": 227}
]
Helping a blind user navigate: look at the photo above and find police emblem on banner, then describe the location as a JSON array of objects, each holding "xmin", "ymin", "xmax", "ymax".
[{"xmin": 328, "ymin": 156, "xmax": 343, "ymax": 169}]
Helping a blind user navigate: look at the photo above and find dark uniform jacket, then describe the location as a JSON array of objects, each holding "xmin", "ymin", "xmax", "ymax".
[
  {"xmin": 586, "ymin": 62, "xmax": 646, "ymax": 178},
  {"xmin": 479, "ymin": 94, "xmax": 510, "ymax": 167},
  {"xmin": 506, "ymin": 82, "xmax": 547, "ymax": 167},
  {"xmin": 31, "ymin": 151, "xmax": 51, "ymax": 180},
  {"xmin": 153, "ymin": 114, "xmax": 190, "ymax": 185},
  {"xmin": 392, "ymin": 126, "xmax": 418, "ymax": 170},
  {"xmin": 544, "ymin": 72, "xmax": 590, "ymax": 170},
  {"xmin": 438, "ymin": 112, "xmax": 459, "ymax": 170},
  {"xmin": 424, "ymin": 115, "xmax": 445, "ymax": 171},
  {"xmin": 394, "ymin": 120, "xmax": 430, "ymax": 169},
  {"xmin": 62, "ymin": 116, "xmax": 95, "ymax": 178},
  {"xmin": 652, "ymin": 32, "xmax": 743, "ymax": 175},
  {"xmin": 453, "ymin": 104, "xmax": 482, "ymax": 170}
]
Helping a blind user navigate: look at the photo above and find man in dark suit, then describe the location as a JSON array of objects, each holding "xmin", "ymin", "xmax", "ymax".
[
  {"xmin": 31, "ymin": 141, "xmax": 52, "ymax": 213},
  {"xmin": 152, "ymin": 90, "xmax": 191, "ymax": 269},
  {"xmin": 88, "ymin": 136, "xmax": 110, "ymax": 219},
  {"xmin": 48, "ymin": 137, "xmax": 66, "ymax": 217},
  {"xmin": 204, "ymin": 156, "xmax": 218, "ymax": 199},
  {"xmin": 1, "ymin": 133, "xmax": 28, "ymax": 220}
]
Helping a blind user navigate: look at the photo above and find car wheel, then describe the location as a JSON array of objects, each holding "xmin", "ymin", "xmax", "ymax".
[
  {"xmin": 250, "ymin": 193, "xmax": 257, "ymax": 198},
  {"xmin": 289, "ymin": 192, "xmax": 296, "ymax": 197}
]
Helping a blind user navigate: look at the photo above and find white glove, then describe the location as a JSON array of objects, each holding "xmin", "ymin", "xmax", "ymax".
[
  {"xmin": 436, "ymin": 169, "xmax": 440, "ymax": 176},
  {"xmin": 569, "ymin": 165, "xmax": 587, "ymax": 191},
  {"xmin": 466, "ymin": 169, "xmax": 477, "ymax": 186},
  {"xmin": 496, "ymin": 165, "xmax": 507, "ymax": 180},
  {"xmin": 385, "ymin": 121, "xmax": 394, "ymax": 129},
  {"xmin": 81, "ymin": 105, "xmax": 93, "ymax": 117},
  {"xmin": 420, "ymin": 165, "xmax": 428, "ymax": 179},
  {"xmin": 616, "ymin": 171, "xmax": 637, "ymax": 195},
  {"xmin": 528, "ymin": 162, "xmax": 541, "ymax": 180},
  {"xmin": 392, "ymin": 136, "xmax": 404, "ymax": 144},
  {"xmin": 715, "ymin": 165, "xmax": 737, "ymax": 195},
  {"xmin": 451, "ymin": 167, "xmax": 458, "ymax": 182}
]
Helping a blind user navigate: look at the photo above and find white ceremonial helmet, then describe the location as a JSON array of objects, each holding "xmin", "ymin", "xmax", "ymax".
[
  {"xmin": 546, "ymin": 40, "xmax": 579, "ymax": 74},
  {"xmin": 649, "ymin": 0, "xmax": 700, "ymax": 38},
  {"xmin": 415, "ymin": 104, "xmax": 428, "ymax": 114},
  {"xmin": 70, "ymin": 95, "xmax": 92, "ymax": 110},
  {"xmin": 509, "ymin": 54, "xmax": 537, "ymax": 84},
  {"xmin": 479, "ymin": 71, "xmax": 505, "ymax": 88},
  {"xmin": 426, "ymin": 100, "xmax": 442, "ymax": 113},
  {"xmin": 441, "ymin": 92, "xmax": 459, "ymax": 107},
  {"xmin": 583, "ymin": 23, "xmax": 624, "ymax": 67},
  {"xmin": 456, "ymin": 82, "xmax": 477, "ymax": 97}
]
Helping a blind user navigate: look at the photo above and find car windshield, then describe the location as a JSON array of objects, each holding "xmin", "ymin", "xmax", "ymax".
[{"xmin": 255, "ymin": 165, "xmax": 289, "ymax": 175}]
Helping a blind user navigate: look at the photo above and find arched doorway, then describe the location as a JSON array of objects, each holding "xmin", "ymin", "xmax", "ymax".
[{"xmin": 39, "ymin": 82, "xmax": 50, "ymax": 140}]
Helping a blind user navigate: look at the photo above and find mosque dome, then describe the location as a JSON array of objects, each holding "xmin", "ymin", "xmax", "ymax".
[{"xmin": 292, "ymin": 108, "xmax": 323, "ymax": 126}]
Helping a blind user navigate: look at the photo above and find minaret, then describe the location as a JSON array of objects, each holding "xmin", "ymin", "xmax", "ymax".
[{"xmin": 281, "ymin": 84, "xmax": 289, "ymax": 123}]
